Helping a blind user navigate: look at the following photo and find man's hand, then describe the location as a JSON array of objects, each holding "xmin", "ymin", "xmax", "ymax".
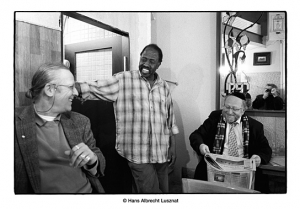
[
  {"xmin": 167, "ymin": 147, "xmax": 176, "ymax": 167},
  {"xmin": 263, "ymin": 91, "xmax": 269, "ymax": 99},
  {"xmin": 167, "ymin": 135, "xmax": 176, "ymax": 167},
  {"xmin": 250, "ymin": 155, "xmax": 261, "ymax": 167},
  {"xmin": 64, "ymin": 142, "xmax": 97, "ymax": 168},
  {"xmin": 75, "ymin": 82, "xmax": 82, "ymax": 95},
  {"xmin": 271, "ymin": 88, "xmax": 278, "ymax": 97},
  {"xmin": 200, "ymin": 144, "xmax": 210, "ymax": 155}
]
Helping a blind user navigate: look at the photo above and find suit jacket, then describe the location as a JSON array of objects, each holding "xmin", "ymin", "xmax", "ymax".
[
  {"xmin": 14, "ymin": 105, "xmax": 106, "ymax": 194},
  {"xmin": 252, "ymin": 94, "xmax": 284, "ymax": 110},
  {"xmin": 189, "ymin": 110, "xmax": 272, "ymax": 180}
]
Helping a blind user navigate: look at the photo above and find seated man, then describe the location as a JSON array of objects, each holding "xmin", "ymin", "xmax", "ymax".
[
  {"xmin": 189, "ymin": 92, "xmax": 272, "ymax": 192},
  {"xmin": 14, "ymin": 63, "xmax": 106, "ymax": 194},
  {"xmin": 252, "ymin": 84, "xmax": 284, "ymax": 110}
]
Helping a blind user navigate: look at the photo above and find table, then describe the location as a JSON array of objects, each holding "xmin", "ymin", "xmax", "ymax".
[{"xmin": 258, "ymin": 156, "xmax": 286, "ymax": 193}]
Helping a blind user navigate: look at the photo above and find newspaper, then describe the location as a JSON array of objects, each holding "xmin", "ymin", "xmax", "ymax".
[{"xmin": 204, "ymin": 153, "xmax": 256, "ymax": 189}]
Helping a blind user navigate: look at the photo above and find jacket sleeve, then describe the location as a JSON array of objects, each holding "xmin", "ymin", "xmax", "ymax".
[
  {"xmin": 273, "ymin": 96, "xmax": 284, "ymax": 110},
  {"xmin": 249, "ymin": 119, "xmax": 272, "ymax": 164},
  {"xmin": 252, "ymin": 95, "xmax": 265, "ymax": 109},
  {"xmin": 189, "ymin": 111, "xmax": 220, "ymax": 156},
  {"xmin": 82, "ymin": 118, "xmax": 106, "ymax": 177}
]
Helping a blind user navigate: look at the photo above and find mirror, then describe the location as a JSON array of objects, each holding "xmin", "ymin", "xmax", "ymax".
[{"xmin": 217, "ymin": 12, "xmax": 286, "ymax": 114}]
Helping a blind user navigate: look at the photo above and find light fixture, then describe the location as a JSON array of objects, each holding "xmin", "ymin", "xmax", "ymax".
[{"xmin": 273, "ymin": 14, "xmax": 284, "ymax": 33}]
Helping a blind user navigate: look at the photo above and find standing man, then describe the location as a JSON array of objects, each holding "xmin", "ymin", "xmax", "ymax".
[
  {"xmin": 15, "ymin": 63, "xmax": 106, "ymax": 193},
  {"xmin": 76, "ymin": 44, "xmax": 179, "ymax": 193},
  {"xmin": 189, "ymin": 92, "xmax": 272, "ymax": 192}
]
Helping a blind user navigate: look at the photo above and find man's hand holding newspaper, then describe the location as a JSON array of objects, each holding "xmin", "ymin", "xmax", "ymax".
[{"xmin": 204, "ymin": 153, "xmax": 256, "ymax": 189}]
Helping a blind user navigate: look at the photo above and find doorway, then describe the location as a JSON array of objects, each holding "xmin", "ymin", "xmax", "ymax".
[{"xmin": 62, "ymin": 12, "xmax": 130, "ymax": 79}]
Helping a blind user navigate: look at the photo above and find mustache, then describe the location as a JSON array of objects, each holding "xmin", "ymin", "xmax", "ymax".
[{"xmin": 140, "ymin": 65, "xmax": 150, "ymax": 70}]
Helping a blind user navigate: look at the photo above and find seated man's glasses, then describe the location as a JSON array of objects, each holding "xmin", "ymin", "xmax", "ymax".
[{"xmin": 56, "ymin": 84, "xmax": 75, "ymax": 91}]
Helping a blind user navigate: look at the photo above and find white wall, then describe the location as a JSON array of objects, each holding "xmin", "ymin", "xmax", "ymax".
[
  {"xmin": 152, "ymin": 12, "xmax": 217, "ymax": 183},
  {"xmin": 241, "ymin": 41, "xmax": 282, "ymax": 74}
]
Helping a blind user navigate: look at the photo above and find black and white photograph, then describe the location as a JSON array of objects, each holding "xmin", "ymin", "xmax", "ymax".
[{"xmin": 2, "ymin": 1, "xmax": 299, "ymax": 209}]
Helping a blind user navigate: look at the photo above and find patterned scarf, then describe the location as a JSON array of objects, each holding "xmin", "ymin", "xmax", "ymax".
[{"xmin": 212, "ymin": 114, "xmax": 250, "ymax": 158}]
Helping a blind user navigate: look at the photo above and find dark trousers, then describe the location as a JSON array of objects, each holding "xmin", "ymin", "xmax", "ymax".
[{"xmin": 128, "ymin": 161, "xmax": 169, "ymax": 193}]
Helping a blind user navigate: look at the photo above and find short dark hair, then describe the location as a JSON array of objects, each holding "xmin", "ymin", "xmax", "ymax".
[{"xmin": 140, "ymin": 44, "xmax": 163, "ymax": 62}]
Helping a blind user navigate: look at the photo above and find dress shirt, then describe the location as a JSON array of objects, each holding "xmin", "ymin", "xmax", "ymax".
[
  {"xmin": 79, "ymin": 70, "xmax": 179, "ymax": 164},
  {"xmin": 222, "ymin": 117, "xmax": 244, "ymax": 157}
]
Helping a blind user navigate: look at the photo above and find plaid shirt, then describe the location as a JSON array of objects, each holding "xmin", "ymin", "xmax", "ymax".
[{"xmin": 79, "ymin": 70, "xmax": 179, "ymax": 164}]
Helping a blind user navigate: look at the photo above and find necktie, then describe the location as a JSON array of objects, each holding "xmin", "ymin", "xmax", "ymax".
[{"xmin": 228, "ymin": 123, "xmax": 239, "ymax": 157}]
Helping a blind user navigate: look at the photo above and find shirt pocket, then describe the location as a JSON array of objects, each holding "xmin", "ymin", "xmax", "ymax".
[{"xmin": 152, "ymin": 94, "xmax": 167, "ymax": 114}]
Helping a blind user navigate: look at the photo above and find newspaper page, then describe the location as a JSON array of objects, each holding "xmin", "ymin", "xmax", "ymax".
[{"xmin": 204, "ymin": 153, "xmax": 256, "ymax": 189}]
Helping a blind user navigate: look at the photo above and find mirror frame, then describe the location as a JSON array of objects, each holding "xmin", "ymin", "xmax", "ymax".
[{"xmin": 216, "ymin": 12, "xmax": 286, "ymax": 117}]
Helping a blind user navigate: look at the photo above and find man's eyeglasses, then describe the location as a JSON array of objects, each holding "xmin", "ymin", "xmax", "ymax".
[
  {"xmin": 55, "ymin": 84, "xmax": 75, "ymax": 91},
  {"xmin": 223, "ymin": 105, "xmax": 242, "ymax": 112}
]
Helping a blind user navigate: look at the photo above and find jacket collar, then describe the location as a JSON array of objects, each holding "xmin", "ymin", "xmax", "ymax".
[{"xmin": 16, "ymin": 105, "xmax": 41, "ymax": 193}]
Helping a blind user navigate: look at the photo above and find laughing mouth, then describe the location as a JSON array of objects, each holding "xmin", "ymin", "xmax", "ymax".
[{"xmin": 142, "ymin": 68, "xmax": 149, "ymax": 74}]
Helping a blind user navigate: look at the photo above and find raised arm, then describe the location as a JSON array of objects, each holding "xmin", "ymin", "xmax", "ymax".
[{"xmin": 75, "ymin": 76, "xmax": 119, "ymax": 102}]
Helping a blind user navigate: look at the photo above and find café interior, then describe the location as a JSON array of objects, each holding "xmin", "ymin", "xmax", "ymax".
[{"xmin": 15, "ymin": 12, "xmax": 286, "ymax": 194}]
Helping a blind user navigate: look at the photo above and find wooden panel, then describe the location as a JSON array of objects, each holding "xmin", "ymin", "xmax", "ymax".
[
  {"xmin": 14, "ymin": 21, "xmax": 62, "ymax": 107},
  {"xmin": 15, "ymin": 22, "xmax": 31, "ymax": 107}
]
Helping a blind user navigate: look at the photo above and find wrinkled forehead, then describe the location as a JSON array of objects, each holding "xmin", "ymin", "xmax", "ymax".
[{"xmin": 54, "ymin": 69, "xmax": 75, "ymax": 84}]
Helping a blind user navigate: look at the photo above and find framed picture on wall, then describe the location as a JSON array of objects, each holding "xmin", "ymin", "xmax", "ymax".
[{"xmin": 253, "ymin": 52, "xmax": 271, "ymax": 66}]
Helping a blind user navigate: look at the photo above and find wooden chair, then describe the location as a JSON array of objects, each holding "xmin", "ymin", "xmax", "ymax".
[{"xmin": 182, "ymin": 178, "xmax": 260, "ymax": 194}]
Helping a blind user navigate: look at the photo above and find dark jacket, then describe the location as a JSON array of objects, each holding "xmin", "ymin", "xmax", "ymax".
[
  {"xmin": 252, "ymin": 94, "xmax": 284, "ymax": 110},
  {"xmin": 189, "ymin": 110, "xmax": 272, "ymax": 181},
  {"xmin": 14, "ymin": 105, "xmax": 106, "ymax": 194}
]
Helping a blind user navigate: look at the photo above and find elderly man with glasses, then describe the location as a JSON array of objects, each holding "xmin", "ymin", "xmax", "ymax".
[
  {"xmin": 189, "ymin": 92, "xmax": 272, "ymax": 192},
  {"xmin": 14, "ymin": 63, "xmax": 106, "ymax": 193}
]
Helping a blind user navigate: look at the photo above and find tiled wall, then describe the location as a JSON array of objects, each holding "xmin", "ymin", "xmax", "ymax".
[
  {"xmin": 251, "ymin": 116, "xmax": 285, "ymax": 156},
  {"xmin": 76, "ymin": 49, "xmax": 112, "ymax": 81},
  {"xmin": 64, "ymin": 16, "xmax": 116, "ymax": 82},
  {"xmin": 64, "ymin": 16, "xmax": 119, "ymax": 45}
]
